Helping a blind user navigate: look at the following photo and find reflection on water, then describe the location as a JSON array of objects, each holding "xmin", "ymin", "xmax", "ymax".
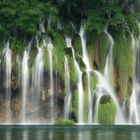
[
  {"xmin": 22, "ymin": 130, "xmax": 28, "ymax": 140},
  {"xmin": 35, "ymin": 130, "xmax": 43, "ymax": 140},
  {"xmin": 96, "ymin": 131, "xmax": 115, "ymax": 140},
  {"xmin": 65, "ymin": 131, "xmax": 71, "ymax": 140},
  {"xmin": 78, "ymin": 131, "xmax": 83, "ymax": 140},
  {"xmin": 5, "ymin": 129, "xmax": 11, "ymax": 140},
  {"xmin": 48, "ymin": 130, "xmax": 54, "ymax": 140},
  {"xmin": 0, "ymin": 125, "xmax": 140, "ymax": 140},
  {"xmin": 131, "ymin": 132, "xmax": 140, "ymax": 140}
]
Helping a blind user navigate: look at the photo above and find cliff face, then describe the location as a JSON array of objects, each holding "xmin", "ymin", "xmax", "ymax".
[{"xmin": 0, "ymin": 27, "xmax": 135, "ymax": 123}]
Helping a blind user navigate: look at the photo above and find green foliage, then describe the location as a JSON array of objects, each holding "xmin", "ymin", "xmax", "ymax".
[
  {"xmin": 0, "ymin": 0, "xmax": 139, "ymax": 43},
  {"xmin": 0, "ymin": 0, "xmax": 57, "ymax": 39},
  {"xmin": 52, "ymin": 0, "xmax": 88, "ymax": 28},
  {"xmin": 98, "ymin": 101, "xmax": 116, "ymax": 124},
  {"xmin": 85, "ymin": 1, "xmax": 124, "ymax": 32},
  {"xmin": 11, "ymin": 39, "xmax": 23, "ymax": 52},
  {"xmin": 124, "ymin": 12, "xmax": 140, "ymax": 36},
  {"xmin": 55, "ymin": 118, "xmax": 75, "ymax": 125}
]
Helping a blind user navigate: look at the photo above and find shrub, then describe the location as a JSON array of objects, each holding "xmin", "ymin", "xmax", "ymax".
[{"xmin": 55, "ymin": 118, "xmax": 75, "ymax": 125}]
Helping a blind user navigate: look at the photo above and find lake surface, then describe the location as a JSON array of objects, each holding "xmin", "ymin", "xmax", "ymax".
[{"xmin": 0, "ymin": 125, "xmax": 140, "ymax": 140}]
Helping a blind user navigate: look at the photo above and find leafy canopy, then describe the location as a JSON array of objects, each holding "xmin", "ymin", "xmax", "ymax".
[{"xmin": 0, "ymin": 0, "xmax": 140, "ymax": 41}]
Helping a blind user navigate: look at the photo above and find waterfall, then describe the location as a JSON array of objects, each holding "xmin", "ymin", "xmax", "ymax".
[
  {"xmin": 92, "ymin": 85, "xmax": 103, "ymax": 123},
  {"xmin": 94, "ymin": 71, "xmax": 125, "ymax": 124},
  {"xmin": 129, "ymin": 36, "xmax": 140, "ymax": 124},
  {"xmin": 65, "ymin": 37, "xmax": 84, "ymax": 123},
  {"xmin": 32, "ymin": 46, "xmax": 44, "ymax": 121},
  {"xmin": 104, "ymin": 30, "xmax": 114, "ymax": 86},
  {"xmin": 79, "ymin": 27, "xmax": 92, "ymax": 123},
  {"xmin": 27, "ymin": 39, "xmax": 33, "ymax": 55},
  {"xmin": 64, "ymin": 56, "xmax": 72, "ymax": 119},
  {"xmin": 39, "ymin": 22, "xmax": 45, "ymax": 33},
  {"xmin": 129, "ymin": 78, "xmax": 140, "ymax": 124},
  {"xmin": 3, "ymin": 41, "xmax": 12, "ymax": 122},
  {"xmin": 0, "ymin": 23, "xmax": 138, "ymax": 125},
  {"xmin": 93, "ymin": 30, "xmax": 125, "ymax": 124},
  {"xmin": 47, "ymin": 40, "xmax": 54, "ymax": 123},
  {"xmin": 21, "ymin": 50, "xmax": 29, "ymax": 122},
  {"xmin": 76, "ymin": 61, "xmax": 84, "ymax": 123}
]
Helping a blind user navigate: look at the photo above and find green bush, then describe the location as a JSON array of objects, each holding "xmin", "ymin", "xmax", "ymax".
[
  {"xmin": 98, "ymin": 101, "xmax": 116, "ymax": 124},
  {"xmin": 55, "ymin": 118, "xmax": 75, "ymax": 125},
  {"xmin": 11, "ymin": 40, "xmax": 23, "ymax": 52}
]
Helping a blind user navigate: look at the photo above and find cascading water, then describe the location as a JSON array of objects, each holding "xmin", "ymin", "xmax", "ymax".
[
  {"xmin": 21, "ymin": 50, "xmax": 29, "ymax": 122},
  {"xmin": 3, "ymin": 41, "xmax": 12, "ymax": 122},
  {"xmin": 39, "ymin": 22, "xmax": 45, "ymax": 33},
  {"xmin": 47, "ymin": 40, "xmax": 54, "ymax": 123},
  {"xmin": 64, "ymin": 56, "xmax": 72, "ymax": 119},
  {"xmin": 32, "ymin": 46, "xmax": 44, "ymax": 121},
  {"xmin": 65, "ymin": 37, "xmax": 84, "ymax": 123},
  {"xmin": 93, "ymin": 30, "xmax": 125, "ymax": 124},
  {"xmin": 75, "ymin": 60, "xmax": 84, "ymax": 124},
  {"xmin": 129, "ymin": 79, "xmax": 139, "ymax": 124},
  {"xmin": 93, "ymin": 71, "xmax": 125, "ymax": 123},
  {"xmin": 0, "ymin": 23, "xmax": 138, "ymax": 125},
  {"xmin": 27, "ymin": 39, "xmax": 33, "ymax": 55},
  {"xmin": 79, "ymin": 26, "xmax": 92, "ymax": 123},
  {"xmin": 104, "ymin": 30, "xmax": 114, "ymax": 85},
  {"xmin": 129, "ymin": 36, "xmax": 140, "ymax": 124}
]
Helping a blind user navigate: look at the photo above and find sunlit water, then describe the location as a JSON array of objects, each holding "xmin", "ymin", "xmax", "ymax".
[{"xmin": 0, "ymin": 125, "xmax": 140, "ymax": 140}]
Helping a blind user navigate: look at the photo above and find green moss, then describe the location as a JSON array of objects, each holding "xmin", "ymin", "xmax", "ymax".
[
  {"xmin": 100, "ymin": 33, "xmax": 111, "ymax": 71},
  {"xmin": 114, "ymin": 35, "xmax": 132, "ymax": 77},
  {"xmin": 72, "ymin": 34, "xmax": 82, "ymax": 55},
  {"xmin": 83, "ymin": 88, "xmax": 89, "ymax": 122},
  {"xmin": 93, "ymin": 32, "xmax": 111, "ymax": 71},
  {"xmin": 73, "ymin": 89, "xmax": 78, "ymax": 119},
  {"xmin": 98, "ymin": 101, "xmax": 116, "ymax": 124},
  {"xmin": 113, "ymin": 33, "xmax": 133, "ymax": 98},
  {"xmin": 43, "ymin": 32, "xmax": 66, "ymax": 80},
  {"xmin": 52, "ymin": 32, "xmax": 66, "ymax": 79},
  {"xmin": 66, "ymin": 55, "xmax": 77, "ymax": 82},
  {"xmin": 86, "ymin": 31, "xmax": 95, "ymax": 70},
  {"xmin": 43, "ymin": 47, "xmax": 50, "ymax": 70},
  {"xmin": 88, "ymin": 44, "xmax": 94, "ymax": 69},
  {"xmin": 55, "ymin": 118, "xmax": 75, "ymax": 125}
]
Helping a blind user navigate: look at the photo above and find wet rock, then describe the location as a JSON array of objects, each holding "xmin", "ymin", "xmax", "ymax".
[
  {"xmin": 64, "ymin": 48, "xmax": 73, "ymax": 56},
  {"xmin": 100, "ymin": 95, "xmax": 111, "ymax": 104}
]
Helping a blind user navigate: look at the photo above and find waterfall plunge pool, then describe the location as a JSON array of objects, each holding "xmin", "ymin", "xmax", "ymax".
[{"xmin": 0, "ymin": 125, "xmax": 140, "ymax": 140}]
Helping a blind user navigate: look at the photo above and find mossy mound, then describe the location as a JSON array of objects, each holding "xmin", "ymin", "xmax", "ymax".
[
  {"xmin": 55, "ymin": 118, "xmax": 75, "ymax": 125},
  {"xmin": 98, "ymin": 101, "xmax": 116, "ymax": 124}
]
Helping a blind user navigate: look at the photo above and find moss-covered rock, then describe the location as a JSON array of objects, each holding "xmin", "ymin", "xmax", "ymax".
[
  {"xmin": 93, "ymin": 32, "xmax": 111, "ymax": 72},
  {"xmin": 55, "ymin": 118, "xmax": 75, "ymax": 125},
  {"xmin": 98, "ymin": 101, "xmax": 116, "ymax": 124},
  {"xmin": 113, "ymin": 33, "xmax": 133, "ymax": 99}
]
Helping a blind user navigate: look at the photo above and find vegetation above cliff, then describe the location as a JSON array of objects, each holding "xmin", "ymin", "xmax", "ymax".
[{"xmin": 0, "ymin": 0, "xmax": 140, "ymax": 42}]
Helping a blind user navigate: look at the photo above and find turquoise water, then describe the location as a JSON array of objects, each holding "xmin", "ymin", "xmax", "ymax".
[{"xmin": 0, "ymin": 125, "xmax": 140, "ymax": 140}]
